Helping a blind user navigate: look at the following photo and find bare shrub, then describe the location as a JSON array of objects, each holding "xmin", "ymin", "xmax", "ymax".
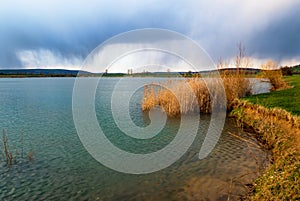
[
  {"xmin": 218, "ymin": 42, "xmax": 251, "ymax": 108},
  {"xmin": 261, "ymin": 60, "xmax": 289, "ymax": 90}
]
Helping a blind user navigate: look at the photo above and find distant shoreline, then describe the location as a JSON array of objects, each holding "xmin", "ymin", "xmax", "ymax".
[
  {"xmin": 0, "ymin": 75, "xmax": 77, "ymax": 78},
  {"xmin": 0, "ymin": 60, "xmax": 299, "ymax": 78},
  {"xmin": 0, "ymin": 74, "xmax": 124, "ymax": 78},
  {"xmin": 0, "ymin": 68, "xmax": 263, "ymax": 78}
]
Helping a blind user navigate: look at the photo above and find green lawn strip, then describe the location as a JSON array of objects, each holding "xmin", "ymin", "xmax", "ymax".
[{"xmin": 243, "ymin": 75, "xmax": 300, "ymax": 116}]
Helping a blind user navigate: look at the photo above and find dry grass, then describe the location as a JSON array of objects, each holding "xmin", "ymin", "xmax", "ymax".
[
  {"xmin": 142, "ymin": 72, "xmax": 250, "ymax": 116},
  {"xmin": 231, "ymin": 100, "xmax": 300, "ymax": 200},
  {"xmin": 142, "ymin": 79, "xmax": 203, "ymax": 117},
  {"xmin": 260, "ymin": 60, "xmax": 289, "ymax": 90},
  {"xmin": 142, "ymin": 78, "xmax": 219, "ymax": 116},
  {"xmin": 220, "ymin": 71, "xmax": 251, "ymax": 109}
]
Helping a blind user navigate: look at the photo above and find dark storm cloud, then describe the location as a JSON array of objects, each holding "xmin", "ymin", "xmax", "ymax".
[
  {"xmin": 0, "ymin": 0, "xmax": 190, "ymax": 68},
  {"xmin": 0, "ymin": 0, "xmax": 299, "ymax": 68},
  {"xmin": 247, "ymin": 5, "xmax": 300, "ymax": 61}
]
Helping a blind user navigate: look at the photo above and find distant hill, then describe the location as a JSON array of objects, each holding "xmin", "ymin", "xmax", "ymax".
[
  {"xmin": 0, "ymin": 69, "xmax": 130, "ymax": 77},
  {"xmin": 0, "ymin": 69, "xmax": 90, "ymax": 76},
  {"xmin": 0, "ymin": 68, "xmax": 263, "ymax": 77},
  {"xmin": 210, "ymin": 68, "xmax": 260, "ymax": 74},
  {"xmin": 1, "ymin": 65, "xmax": 299, "ymax": 78}
]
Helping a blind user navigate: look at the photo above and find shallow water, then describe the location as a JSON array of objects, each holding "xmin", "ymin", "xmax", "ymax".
[
  {"xmin": 0, "ymin": 78, "xmax": 269, "ymax": 200},
  {"xmin": 248, "ymin": 78, "xmax": 272, "ymax": 95}
]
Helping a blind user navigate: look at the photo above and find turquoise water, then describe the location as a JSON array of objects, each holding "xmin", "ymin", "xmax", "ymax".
[{"xmin": 0, "ymin": 78, "xmax": 269, "ymax": 201}]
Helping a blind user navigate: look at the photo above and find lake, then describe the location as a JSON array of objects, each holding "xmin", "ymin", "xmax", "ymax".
[{"xmin": 0, "ymin": 78, "xmax": 269, "ymax": 201}]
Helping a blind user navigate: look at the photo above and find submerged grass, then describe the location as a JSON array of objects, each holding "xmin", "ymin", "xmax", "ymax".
[{"xmin": 1, "ymin": 129, "xmax": 33, "ymax": 166}]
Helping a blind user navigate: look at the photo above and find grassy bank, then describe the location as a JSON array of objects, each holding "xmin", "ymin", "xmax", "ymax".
[
  {"xmin": 244, "ymin": 75, "xmax": 300, "ymax": 115},
  {"xmin": 231, "ymin": 99, "xmax": 300, "ymax": 200},
  {"xmin": 230, "ymin": 75, "xmax": 300, "ymax": 200}
]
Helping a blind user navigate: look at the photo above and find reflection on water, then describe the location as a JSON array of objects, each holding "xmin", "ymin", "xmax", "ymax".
[{"xmin": 0, "ymin": 78, "xmax": 269, "ymax": 201}]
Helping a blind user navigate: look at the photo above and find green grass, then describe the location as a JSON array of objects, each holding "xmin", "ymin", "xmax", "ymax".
[{"xmin": 244, "ymin": 75, "xmax": 300, "ymax": 116}]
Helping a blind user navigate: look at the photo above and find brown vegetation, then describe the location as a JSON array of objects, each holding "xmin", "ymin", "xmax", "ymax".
[
  {"xmin": 2, "ymin": 129, "xmax": 14, "ymax": 165},
  {"xmin": 142, "ymin": 78, "xmax": 210, "ymax": 117},
  {"xmin": 142, "ymin": 73, "xmax": 250, "ymax": 116},
  {"xmin": 220, "ymin": 71, "xmax": 250, "ymax": 109},
  {"xmin": 260, "ymin": 60, "xmax": 289, "ymax": 90},
  {"xmin": 141, "ymin": 43, "xmax": 296, "ymax": 200},
  {"xmin": 142, "ymin": 43, "xmax": 253, "ymax": 116},
  {"xmin": 1, "ymin": 129, "xmax": 33, "ymax": 165},
  {"xmin": 231, "ymin": 100, "xmax": 300, "ymax": 200}
]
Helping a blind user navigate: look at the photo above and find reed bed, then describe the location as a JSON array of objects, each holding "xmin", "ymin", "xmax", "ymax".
[
  {"xmin": 142, "ymin": 78, "xmax": 214, "ymax": 117},
  {"xmin": 142, "ymin": 72, "xmax": 250, "ymax": 116},
  {"xmin": 231, "ymin": 100, "xmax": 300, "ymax": 200},
  {"xmin": 220, "ymin": 71, "xmax": 250, "ymax": 108},
  {"xmin": 260, "ymin": 60, "xmax": 289, "ymax": 90},
  {"xmin": 261, "ymin": 70, "xmax": 288, "ymax": 90},
  {"xmin": 142, "ymin": 79, "xmax": 201, "ymax": 117}
]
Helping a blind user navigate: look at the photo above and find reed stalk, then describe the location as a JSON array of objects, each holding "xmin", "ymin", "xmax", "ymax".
[
  {"xmin": 2, "ymin": 129, "xmax": 13, "ymax": 165},
  {"xmin": 1, "ymin": 129, "xmax": 33, "ymax": 165}
]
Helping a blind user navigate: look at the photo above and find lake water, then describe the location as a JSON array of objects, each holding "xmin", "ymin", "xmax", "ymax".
[{"xmin": 0, "ymin": 78, "xmax": 269, "ymax": 201}]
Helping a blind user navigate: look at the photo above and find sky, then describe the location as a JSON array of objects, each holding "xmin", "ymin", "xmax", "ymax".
[{"xmin": 0, "ymin": 0, "xmax": 300, "ymax": 71}]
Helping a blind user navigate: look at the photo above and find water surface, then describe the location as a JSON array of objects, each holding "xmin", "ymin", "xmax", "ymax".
[{"xmin": 0, "ymin": 78, "xmax": 269, "ymax": 200}]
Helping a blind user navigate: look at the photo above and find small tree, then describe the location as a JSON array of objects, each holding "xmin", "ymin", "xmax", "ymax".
[
  {"xmin": 235, "ymin": 42, "xmax": 250, "ymax": 69},
  {"xmin": 219, "ymin": 43, "xmax": 251, "ymax": 108}
]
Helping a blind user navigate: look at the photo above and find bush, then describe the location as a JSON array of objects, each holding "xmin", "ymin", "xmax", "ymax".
[
  {"xmin": 280, "ymin": 66, "xmax": 293, "ymax": 76},
  {"xmin": 261, "ymin": 60, "xmax": 288, "ymax": 90}
]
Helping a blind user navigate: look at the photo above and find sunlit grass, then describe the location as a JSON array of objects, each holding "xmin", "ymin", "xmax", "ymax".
[
  {"xmin": 142, "ymin": 72, "xmax": 250, "ymax": 116},
  {"xmin": 231, "ymin": 100, "xmax": 300, "ymax": 200},
  {"xmin": 233, "ymin": 74, "xmax": 300, "ymax": 200},
  {"xmin": 244, "ymin": 75, "xmax": 300, "ymax": 116}
]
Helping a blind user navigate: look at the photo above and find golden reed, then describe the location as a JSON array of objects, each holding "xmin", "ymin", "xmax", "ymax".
[{"xmin": 142, "ymin": 72, "xmax": 250, "ymax": 117}]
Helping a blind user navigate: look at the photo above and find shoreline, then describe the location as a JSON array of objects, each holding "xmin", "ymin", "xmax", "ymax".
[{"xmin": 230, "ymin": 99, "xmax": 300, "ymax": 200}]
